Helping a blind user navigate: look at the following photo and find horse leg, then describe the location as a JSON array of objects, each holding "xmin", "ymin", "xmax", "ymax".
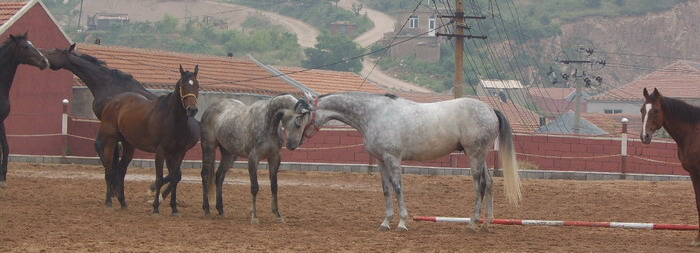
[
  {"xmin": 99, "ymin": 136, "xmax": 118, "ymax": 208},
  {"xmin": 376, "ymin": 159, "xmax": 394, "ymax": 231},
  {"xmin": 215, "ymin": 148, "xmax": 235, "ymax": 217},
  {"xmin": 383, "ymin": 155, "xmax": 409, "ymax": 231},
  {"xmin": 0, "ymin": 123, "xmax": 8, "ymax": 188},
  {"xmin": 247, "ymin": 154, "xmax": 260, "ymax": 225},
  {"xmin": 467, "ymin": 153, "xmax": 486, "ymax": 233},
  {"xmin": 116, "ymin": 141, "xmax": 134, "ymax": 209},
  {"xmin": 200, "ymin": 140, "xmax": 217, "ymax": 215},
  {"xmin": 152, "ymin": 153, "xmax": 165, "ymax": 215},
  {"xmin": 268, "ymin": 153, "xmax": 284, "ymax": 223},
  {"xmin": 690, "ymin": 173, "xmax": 700, "ymax": 246},
  {"xmin": 478, "ymin": 158, "xmax": 494, "ymax": 233},
  {"xmin": 165, "ymin": 153, "xmax": 185, "ymax": 216}
]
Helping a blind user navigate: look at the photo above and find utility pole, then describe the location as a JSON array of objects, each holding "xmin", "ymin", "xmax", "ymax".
[
  {"xmin": 454, "ymin": 0, "xmax": 464, "ymax": 99},
  {"xmin": 436, "ymin": 0, "xmax": 487, "ymax": 99},
  {"xmin": 556, "ymin": 57, "xmax": 605, "ymax": 134}
]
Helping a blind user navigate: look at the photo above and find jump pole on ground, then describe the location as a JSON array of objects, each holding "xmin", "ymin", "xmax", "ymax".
[{"xmin": 413, "ymin": 216, "xmax": 698, "ymax": 230}]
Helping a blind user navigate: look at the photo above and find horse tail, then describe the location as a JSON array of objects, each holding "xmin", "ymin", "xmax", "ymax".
[{"xmin": 494, "ymin": 109, "xmax": 522, "ymax": 206}]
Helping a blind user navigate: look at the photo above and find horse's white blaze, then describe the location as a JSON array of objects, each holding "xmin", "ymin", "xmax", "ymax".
[
  {"xmin": 642, "ymin": 103, "xmax": 652, "ymax": 138},
  {"xmin": 27, "ymin": 41, "xmax": 46, "ymax": 59}
]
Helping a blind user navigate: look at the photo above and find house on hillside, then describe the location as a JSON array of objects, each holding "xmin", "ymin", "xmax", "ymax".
[
  {"xmin": 384, "ymin": 7, "xmax": 445, "ymax": 63},
  {"xmin": 475, "ymin": 79, "xmax": 531, "ymax": 105},
  {"xmin": 0, "ymin": 0, "xmax": 73, "ymax": 156},
  {"xmin": 587, "ymin": 60, "xmax": 700, "ymax": 114}
]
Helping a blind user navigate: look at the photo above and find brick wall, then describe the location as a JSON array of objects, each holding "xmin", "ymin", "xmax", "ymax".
[{"xmin": 61, "ymin": 118, "xmax": 684, "ymax": 175}]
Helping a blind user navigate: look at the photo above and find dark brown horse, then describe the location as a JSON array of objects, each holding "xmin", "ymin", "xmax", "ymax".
[
  {"xmin": 0, "ymin": 33, "xmax": 49, "ymax": 187},
  {"xmin": 42, "ymin": 44, "xmax": 156, "ymax": 163},
  {"xmin": 98, "ymin": 65, "xmax": 200, "ymax": 215},
  {"xmin": 641, "ymin": 87, "xmax": 700, "ymax": 246}
]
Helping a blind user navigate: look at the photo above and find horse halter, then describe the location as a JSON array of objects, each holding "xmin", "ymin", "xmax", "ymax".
[
  {"xmin": 179, "ymin": 80, "xmax": 198, "ymax": 109},
  {"xmin": 303, "ymin": 98, "xmax": 320, "ymax": 139}
]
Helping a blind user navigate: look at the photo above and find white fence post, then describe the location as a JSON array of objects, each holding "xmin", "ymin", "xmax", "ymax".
[
  {"xmin": 62, "ymin": 99, "xmax": 69, "ymax": 156},
  {"xmin": 620, "ymin": 118, "xmax": 628, "ymax": 179}
]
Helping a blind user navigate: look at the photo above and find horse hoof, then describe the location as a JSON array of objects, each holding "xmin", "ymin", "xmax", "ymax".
[
  {"xmin": 466, "ymin": 227, "xmax": 478, "ymax": 233},
  {"xmin": 397, "ymin": 226, "xmax": 408, "ymax": 231},
  {"xmin": 0, "ymin": 181, "xmax": 7, "ymax": 188},
  {"xmin": 250, "ymin": 217, "xmax": 260, "ymax": 225},
  {"xmin": 172, "ymin": 213, "xmax": 181, "ymax": 217},
  {"xmin": 276, "ymin": 216, "xmax": 286, "ymax": 224},
  {"xmin": 691, "ymin": 240, "xmax": 700, "ymax": 247},
  {"xmin": 217, "ymin": 213, "xmax": 226, "ymax": 219},
  {"xmin": 478, "ymin": 225, "xmax": 491, "ymax": 233},
  {"xmin": 379, "ymin": 225, "xmax": 391, "ymax": 231}
]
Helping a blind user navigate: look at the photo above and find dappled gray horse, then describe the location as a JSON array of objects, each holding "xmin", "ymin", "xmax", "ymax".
[
  {"xmin": 302, "ymin": 92, "xmax": 522, "ymax": 231},
  {"xmin": 200, "ymin": 94, "xmax": 311, "ymax": 223}
]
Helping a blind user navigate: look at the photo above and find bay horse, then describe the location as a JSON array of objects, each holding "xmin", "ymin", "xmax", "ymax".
[
  {"xmin": 200, "ymin": 94, "xmax": 311, "ymax": 223},
  {"xmin": 641, "ymin": 87, "xmax": 700, "ymax": 246},
  {"xmin": 301, "ymin": 92, "xmax": 522, "ymax": 231},
  {"xmin": 42, "ymin": 44, "xmax": 157, "ymax": 163},
  {"xmin": 97, "ymin": 65, "xmax": 200, "ymax": 215},
  {"xmin": 0, "ymin": 33, "xmax": 49, "ymax": 188}
]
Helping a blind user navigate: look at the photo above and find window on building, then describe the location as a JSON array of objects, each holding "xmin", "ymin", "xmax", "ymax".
[
  {"xmin": 428, "ymin": 17, "xmax": 436, "ymax": 36},
  {"xmin": 604, "ymin": 109, "xmax": 622, "ymax": 114},
  {"xmin": 409, "ymin": 15, "xmax": 419, "ymax": 28}
]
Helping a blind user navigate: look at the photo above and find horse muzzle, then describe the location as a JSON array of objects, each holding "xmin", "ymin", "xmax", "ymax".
[
  {"xmin": 640, "ymin": 133, "xmax": 652, "ymax": 144},
  {"xmin": 186, "ymin": 106, "xmax": 198, "ymax": 117}
]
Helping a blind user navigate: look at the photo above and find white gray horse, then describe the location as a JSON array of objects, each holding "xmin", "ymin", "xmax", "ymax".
[
  {"xmin": 301, "ymin": 92, "xmax": 522, "ymax": 231},
  {"xmin": 200, "ymin": 94, "xmax": 311, "ymax": 223}
]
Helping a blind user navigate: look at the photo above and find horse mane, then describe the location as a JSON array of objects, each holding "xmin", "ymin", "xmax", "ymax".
[
  {"xmin": 77, "ymin": 53, "xmax": 136, "ymax": 82},
  {"xmin": 662, "ymin": 96, "xmax": 700, "ymax": 124},
  {"xmin": 0, "ymin": 34, "xmax": 25, "ymax": 53}
]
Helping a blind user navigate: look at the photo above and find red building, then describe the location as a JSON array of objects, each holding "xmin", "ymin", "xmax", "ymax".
[{"xmin": 0, "ymin": 0, "xmax": 73, "ymax": 155}]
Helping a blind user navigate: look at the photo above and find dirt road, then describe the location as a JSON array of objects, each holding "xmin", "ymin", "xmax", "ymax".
[{"xmin": 338, "ymin": 0, "xmax": 432, "ymax": 92}]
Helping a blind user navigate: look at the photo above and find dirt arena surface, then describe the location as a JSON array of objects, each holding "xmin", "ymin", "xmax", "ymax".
[{"xmin": 1, "ymin": 163, "xmax": 698, "ymax": 252}]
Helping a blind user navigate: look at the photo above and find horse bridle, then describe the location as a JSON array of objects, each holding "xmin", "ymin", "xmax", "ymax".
[
  {"xmin": 179, "ymin": 80, "xmax": 198, "ymax": 109},
  {"xmin": 303, "ymin": 97, "xmax": 320, "ymax": 139}
]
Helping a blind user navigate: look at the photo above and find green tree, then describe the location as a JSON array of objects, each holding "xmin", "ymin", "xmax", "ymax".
[{"xmin": 303, "ymin": 33, "xmax": 364, "ymax": 72}]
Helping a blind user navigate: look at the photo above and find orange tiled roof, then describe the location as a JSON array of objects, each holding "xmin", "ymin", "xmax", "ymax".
[
  {"xmin": 590, "ymin": 60, "xmax": 700, "ymax": 101},
  {"xmin": 75, "ymin": 43, "xmax": 300, "ymax": 95},
  {"xmin": 275, "ymin": 66, "xmax": 388, "ymax": 95},
  {"xmin": 0, "ymin": 1, "xmax": 27, "ymax": 27},
  {"xmin": 394, "ymin": 91, "xmax": 541, "ymax": 133}
]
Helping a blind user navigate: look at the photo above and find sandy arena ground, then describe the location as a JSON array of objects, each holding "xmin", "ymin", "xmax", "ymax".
[{"xmin": 1, "ymin": 162, "xmax": 698, "ymax": 252}]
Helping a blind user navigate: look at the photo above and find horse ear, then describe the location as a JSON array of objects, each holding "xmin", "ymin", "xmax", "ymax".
[
  {"xmin": 303, "ymin": 91, "xmax": 315, "ymax": 102},
  {"xmin": 23, "ymin": 31, "xmax": 28, "ymax": 37},
  {"xmin": 643, "ymin": 88, "xmax": 649, "ymax": 99},
  {"xmin": 68, "ymin": 43, "xmax": 76, "ymax": 52},
  {"xmin": 193, "ymin": 65, "xmax": 199, "ymax": 76},
  {"xmin": 9, "ymin": 34, "xmax": 16, "ymax": 42},
  {"xmin": 652, "ymin": 88, "xmax": 660, "ymax": 98},
  {"xmin": 179, "ymin": 64, "xmax": 185, "ymax": 75}
]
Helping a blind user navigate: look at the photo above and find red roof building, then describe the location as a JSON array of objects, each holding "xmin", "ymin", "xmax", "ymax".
[{"xmin": 0, "ymin": 0, "xmax": 73, "ymax": 156}]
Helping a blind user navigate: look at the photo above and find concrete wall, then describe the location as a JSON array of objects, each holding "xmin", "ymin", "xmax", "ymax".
[
  {"xmin": 587, "ymin": 100, "xmax": 642, "ymax": 114},
  {"xmin": 70, "ymin": 87, "xmax": 271, "ymax": 120}
]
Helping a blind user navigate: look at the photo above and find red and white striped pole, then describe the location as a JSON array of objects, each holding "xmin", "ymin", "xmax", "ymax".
[{"xmin": 413, "ymin": 216, "xmax": 698, "ymax": 230}]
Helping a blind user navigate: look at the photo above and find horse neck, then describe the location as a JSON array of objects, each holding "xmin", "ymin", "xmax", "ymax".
[
  {"xmin": 65, "ymin": 55, "xmax": 152, "ymax": 98},
  {"xmin": 162, "ymin": 83, "xmax": 188, "ymax": 122},
  {"xmin": 661, "ymin": 110, "xmax": 693, "ymax": 147},
  {"xmin": 315, "ymin": 93, "xmax": 374, "ymax": 133},
  {"xmin": 266, "ymin": 94, "xmax": 297, "ymax": 133},
  {"xmin": 0, "ymin": 43, "xmax": 20, "ymax": 96}
]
